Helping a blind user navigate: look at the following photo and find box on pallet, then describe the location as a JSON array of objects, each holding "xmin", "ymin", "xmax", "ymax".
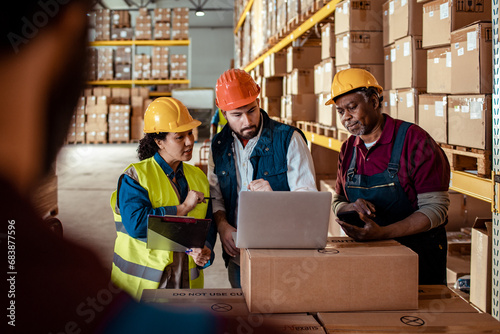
[
  {"xmin": 290, "ymin": 69, "xmax": 314, "ymax": 95},
  {"xmin": 261, "ymin": 77, "xmax": 283, "ymax": 97},
  {"xmin": 396, "ymin": 88, "xmax": 425, "ymax": 124},
  {"xmin": 387, "ymin": 0, "xmax": 423, "ymax": 45},
  {"xmin": 335, "ymin": 31, "xmax": 384, "ymax": 66},
  {"xmin": 450, "ymin": 21, "xmax": 492, "ymax": 94},
  {"xmin": 262, "ymin": 97, "xmax": 281, "ymax": 118},
  {"xmin": 282, "ymin": 94, "xmax": 316, "ymax": 121},
  {"xmin": 392, "ymin": 35, "xmax": 426, "ymax": 89},
  {"xmin": 264, "ymin": 51, "xmax": 287, "ymax": 77},
  {"xmin": 470, "ymin": 218, "xmax": 492, "ymax": 314},
  {"xmin": 321, "ymin": 23, "xmax": 335, "ymax": 60},
  {"xmin": 417, "ymin": 94, "xmax": 447, "ymax": 144},
  {"xmin": 241, "ymin": 238, "xmax": 418, "ymax": 313},
  {"xmin": 427, "ymin": 46, "xmax": 451, "ymax": 93},
  {"xmin": 321, "ymin": 58, "xmax": 335, "ymax": 94},
  {"xmin": 286, "ymin": 46, "xmax": 321, "ymax": 73},
  {"xmin": 335, "ymin": 0, "xmax": 385, "ymax": 35},
  {"xmin": 314, "ymin": 62, "xmax": 324, "ymax": 95},
  {"xmin": 317, "ymin": 93, "xmax": 335, "ymax": 127},
  {"xmin": 383, "ymin": 44, "xmax": 394, "ymax": 90}
]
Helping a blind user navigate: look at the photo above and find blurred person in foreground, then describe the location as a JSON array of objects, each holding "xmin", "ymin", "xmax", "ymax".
[{"xmin": 0, "ymin": 1, "xmax": 274, "ymax": 333}]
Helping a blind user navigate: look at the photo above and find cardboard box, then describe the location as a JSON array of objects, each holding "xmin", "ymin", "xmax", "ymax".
[
  {"xmin": 396, "ymin": 88, "xmax": 423, "ymax": 123},
  {"xmin": 314, "ymin": 62, "xmax": 324, "ymax": 94},
  {"xmin": 417, "ymin": 94, "xmax": 448, "ymax": 144},
  {"xmin": 447, "ymin": 253, "xmax": 470, "ymax": 285},
  {"xmin": 382, "ymin": 1, "xmax": 390, "ymax": 46},
  {"xmin": 384, "ymin": 44, "xmax": 395, "ymax": 90},
  {"xmin": 392, "ymin": 35, "xmax": 426, "ymax": 89},
  {"xmin": 470, "ymin": 218, "xmax": 492, "ymax": 313},
  {"xmin": 321, "ymin": 23, "xmax": 335, "ymax": 60},
  {"xmin": 427, "ymin": 46, "xmax": 452, "ymax": 93},
  {"xmin": 447, "ymin": 94, "xmax": 491, "ymax": 150},
  {"xmin": 322, "ymin": 58, "xmax": 335, "ymax": 94},
  {"xmin": 141, "ymin": 289, "xmax": 325, "ymax": 334},
  {"xmin": 290, "ymin": 69, "xmax": 314, "ymax": 95},
  {"xmin": 450, "ymin": 21, "xmax": 492, "ymax": 94},
  {"xmin": 335, "ymin": 31, "xmax": 384, "ymax": 66},
  {"xmin": 317, "ymin": 92, "xmax": 335, "ymax": 127},
  {"xmin": 422, "ymin": 0, "xmax": 492, "ymax": 48},
  {"xmin": 388, "ymin": 0, "xmax": 423, "ymax": 44},
  {"xmin": 264, "ymin": 51, "xmax": 287, "ymax": 77},
  {"xmin": 262, "ymin": 97, "xmax": 281, "ymax": 118},
  {"xmin": 286, "ymin": 46, "xmax": 321, "ymax": 72},
  {"xmin": 261, "ymin": 77, "xmax": 283, "ymax": 97},
  {"xmin": 283, "ymin": 94, "xmax": 316, "ymax": 121},
  {"xmin": 381, "ymin": 90, "xmax": 391, "ymax": 115},
  {"xmin": 317, "ymin": 312, "xmax": 500, "ymax": 333},
  {"xmin": 241, "ymin": 238, "xmax": 418, "ymax": 313},
  {"xmin": 417, "ymin": 285, "xmax": 478, "ymax": 313},
  {"xmin": 319, "ymin": 179, "xmax": 344, "ymax": 237},
  {"xmin": 388, "ymin": 89, "xmax": 398, "ymax": 117},
  {"xmin": 335, "ymin": 0, "xmax": 385, "ymax": 34}
]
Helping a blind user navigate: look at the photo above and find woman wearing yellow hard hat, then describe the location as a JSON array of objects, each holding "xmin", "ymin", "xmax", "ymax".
[{"xmin": 109, "ymin": 97, "xmax": 215, "ymax": 300}]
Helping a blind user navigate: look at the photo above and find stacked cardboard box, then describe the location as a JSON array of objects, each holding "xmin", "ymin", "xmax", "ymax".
[
  {"xmin": 108, "ymin": 105, "xmax": 131, "ymax": 143},
  {"xmin": 315, "ymin": 22, "xmax": 336, "ymax": 128},
  {"xmin": 134, "ymin": 54, "xmax": 152, "ymax": 80},
  {"xmin": 152, "ymin": 47, "xmax": 169, "ymax": 79},
  {"xmin": 67, "ymin": 97, "xmax": 86, "ymax": 143},
  {"xmin": 85, "ymin": 96, "xmax": 108, "ymax": 143},
  {"xmin": 171, "ymin": 54, "xmax": 187, "ymax": 80},
  {"xmin": 114, "ymin": 46, "xmax": 132, "ymax": 80},
  {"xmin": 261, "ymin": 77, "xmax": 283, "ymax": 118},
  {"xmin": 111, "ymin": 10, "xmax": 132, "ymax": 40},
  {"xmin": 131, "ymin": 88, "xmax": 150, "ymax": 141},
  {"xmin": 86, "ymin": 48, "xmax": 98, "ymax": 81},
  {"xmin": 95, "ymin": 9, "xmax": 111, "ymax": 41},
  {"xmin": 251, "ymin": 0, "xmax": 266, "ymax": 60},
  {"xmin": 97, "ymin": 48, "xmax": 113, "ymax": 80},
  {"xmin": 111, "ymin": 87, "xmax": 130, "ymax": 105},
  {"xmin": 276, "ymin": 0, "xmax": 287, "ymax": 34},
  {"xmin": 154, "ymin": 8, "xmax": 171, "ymax": 24},
  {"xmin": 172, "ymin": 7, "xmax": 189, "ymax": 40},
  {"xmin": 135, "ymin": 8, "xmax": 152, "ymax": 40}
]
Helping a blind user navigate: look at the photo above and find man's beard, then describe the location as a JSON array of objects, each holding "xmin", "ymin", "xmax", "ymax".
[
  {"xmin": 344, "ymin": 120, "xmax": 366, "ymax": 136},
  {"xmin": 234, "ymin": 125, "xmax": 258, "ymax": 140}
]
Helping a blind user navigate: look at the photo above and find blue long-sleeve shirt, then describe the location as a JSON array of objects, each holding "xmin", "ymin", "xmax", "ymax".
[{"xmin": 116, "ymin": 153, "xmax": 216, "ymax": 267}]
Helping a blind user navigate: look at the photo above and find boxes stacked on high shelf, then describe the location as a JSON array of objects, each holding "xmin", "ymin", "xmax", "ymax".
[
  {"xmin": 134, "ymin": 54, "xmax": 152, "ymax": 80},
  {"xmin": 276, "ymin": 0, "xmax": 287, "ymax": 35},
  {"xmin": 171, "ymin": 54, "xmax": 187, "ymax": 80},
  {"xmin": 172, "ymin": 7, "xmax": 189, "ymax": 40},
  {"xmin": 251, "ymin": 0, "xmax": 267, "ymax": 61},
  {"xmin": 336, "ymin": 0, "xmax": 384, "ymax": 134},
  {"xmin": 67, "ymin": 97, "xmax": 86, "ymax": 144},
  {"xmin": 152, "ymin": 47, "xmax": 169, "ymax": 79},
  {"xmin": 383, "ymin": 0, "xmax": 425, "ymax": 124},
  {"xmin": 97, "ymin": 48, "xmax": 113, "ymax": 80},
  {"xmin": 95, "ymin": 9, "xmax": 111, "ymax": 41},
  {"xmin": 86, "ymin": 48, "xmax": 98, "ymax": 81},
  {"xmin": 131, "ymin": 88, "xmax": 150, "ymax": 142},
  {"xmin": 109, "ymin": 104, "xmax": 131, "ymax": 143},
  {"xmin": 414, "ymin": 0, "xmax": 492, "ymax": 151},
  {"xmin": 281, "ymin": 46, "xmax": 321, "ymax": 122},
  {"xmin": 315, "ymin": 21, "xmax": 336, "ymax": 128},
  {"xmin": 241, "ymin": 12, "xmax": 252, "ymax": 67},
  {"xmin": 135, "ymin": 8, "xmax": 152, "ymax": 40},
  {"xmin": 111, "ymin": 10, "xmax": 132, "ymax": 40},
  {"xmin": 265, "ymin": 0, "xmax": 276, "ymax": 45},
  {"xmin": 114, "ymin": 46, "xmax": 132, "ymax": 80},
  {"xmin": 154, "ymin": 8, "xmax": 171, "ymax": 40},
  {"xmin": 85, "ymin": 95, "xmax": 109, "ymax": 143}
]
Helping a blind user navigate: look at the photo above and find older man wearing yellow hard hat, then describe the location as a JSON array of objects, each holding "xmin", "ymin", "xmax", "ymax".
[
  {"xmin": 329, "ymin": 68, "xmax": 451, "ymax": 285},
  {"xmin": 110, "ymin": 97, "xmax": 216, "ymax": 300}
]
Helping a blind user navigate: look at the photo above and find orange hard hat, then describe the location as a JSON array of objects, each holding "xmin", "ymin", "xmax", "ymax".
[
  {"xmin": 143, "ymin": 97, "xmax": 201, "ymax": 133},
  {"xmin": 215, "ymin": 69, "xmax": 261, "ymax": 110},
  {"xmin": 325, "ymin": 68, "xmax": 383, "ymax": 105}
]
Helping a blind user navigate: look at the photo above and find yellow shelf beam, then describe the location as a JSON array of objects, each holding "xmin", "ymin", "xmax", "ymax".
[
  {"xmin": 149, "ymin": 91, "xmax": 172, "ymax": 97},
  {"xmin": 89, "ymin": 40, "xmax": 190, "ymax": 47},
  {"xmin": 87, "ymin": 80, "xmax": 190, "ymax": 85},
  {"xmin": 303, "ymin": 131, "xmax": 343, "ymax": 152},
  {"xmin": 234, "ymin": 0, "xmax": 255, "ymax": 35},
  {"xmin": 450, "ymin": 171, "xmax": 492, "ymax": 203},
  {"xmin": 243, "ymin": 0, "xmax": 340, "ymax": 72}
]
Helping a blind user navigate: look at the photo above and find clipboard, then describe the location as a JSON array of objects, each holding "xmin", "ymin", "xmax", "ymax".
[{"xmin": 147, "ymin": 215, "xmax": 211, "ymax": 252}]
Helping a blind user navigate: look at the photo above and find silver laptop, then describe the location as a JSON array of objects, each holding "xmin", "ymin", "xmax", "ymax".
[{"xmin": 235, "ymin": 191, "xmax": 332, "ymax": 249}]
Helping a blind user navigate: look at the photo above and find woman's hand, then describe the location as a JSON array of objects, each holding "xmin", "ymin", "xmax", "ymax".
[
  {"xmin": 177, "ymin": 190, "xmax": 206, "ymax": 216},
  {"xmin": 187, "ymin": 246, "xmax": 211, "ymax": 267}
]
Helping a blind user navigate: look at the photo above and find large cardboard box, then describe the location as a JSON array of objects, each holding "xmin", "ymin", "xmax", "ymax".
[
  {"xmin": 335, "ymin": 31, "xmax": 384, "ymax": 66},
  {"xmin": 290, "ymin": 69, "xmax": 314, "ymax": 95},
  {"xmin": 388, "ymin": 89, "xmax": 398, "ymax": 117},
  {"xmin": 427, "ymin": 46, "xmax": 452, "ymax": 93},
  {"xmin": 317, "ymin": 312, "xmax": 500, "ymax": 333},
  {"xmin": 335, "ymin": 0, "xmax": 385, "ymax": 34},
  {"xmin": 470, "ymin": 218, "xmax": 492, "ymax": 313},
  {"xmin": 384, "ymin": 44, "xmax": 395, "ymax": 90},
  {"xmin": 417, "ymin": 94, "xmax": 448, "ymax": 144},
  {"xmin": 321, "ymin": 23, "xmax": 336, "ymax": 60},
  {"xmin": 141, "ymin": 289, "xmax": 325, "ymax": 334},
  {"xmin": 336, "ymin": 64, "xmax": 385, "ymax": 88},
  {"xmin": 381, "ymin": 90, "xmax": 391, "ymax": 115},
  {"xmin": 261, "ymin": 77, "xmax": 283, "ymax": 97},
  {"xmin": 317, "ymin": 92, "xmax": 335, "ymax": 127},
  {"xmin": 241, "ymin": 238, "xmax": 418, "ymax": 313},
  {"xmin": 286, "ymin": 46, "xmax": 321, "ymax": 73},
  {"xmin": 382, "ymin": 1, "xmax": 390, "ymax": 46},
  {"xmin": 447, "ymin": 94, "xmax": 492, "ymax": 150},
  {"xmin": 447, "ymin": 253, "xmax": 470, "ymax": 285},
  {"xmin": 283, "ymin": 94, "xmax": 316, "ymax": 121},
  {"xmin": 313, "ymin": 62, "xmax": 324, "ymax": 94},
  {"xmin": 321, "ymin": 58, "xmax": 335, "ymax": 94},
  {"xmin": 422, "ymin": 0, "xmax": 492, "ymax": 48},
  {"xmin": 319, "ymin": 179, "xmax": 344, "ymax": 237},
  {"xmin": 262, "ymin": 97, "xmax": 281, "ymax": 118},
  {"xmin": 388, "ymin": 0, "xmax": 423, "ymax": 44},
  {"xmin": 264, "ymin": 50, "xmax": 287, "ymax": 77},
  {"xmin": 392, "ymin": 35, "xmax": 426, "ymax": 89},
  {"xmin": 396, "ymin": 88, "xmax": 424, "ymax": 124},
  {"xmin": 450, "ymin": 21, "xmax": 492, "ymax": 94},
  {"xmin": 417, "ymin": 285, "xmax": 478, "ymax": 313}
]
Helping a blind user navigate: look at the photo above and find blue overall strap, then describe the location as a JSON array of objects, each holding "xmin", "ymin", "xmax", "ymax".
[
  {"xmin": 347, "ymin": 145, "xmax": 357, "ymax": 182},
  {"xmin": 387, "ymin": 121, "xmax": 412, "ymax": 178}
]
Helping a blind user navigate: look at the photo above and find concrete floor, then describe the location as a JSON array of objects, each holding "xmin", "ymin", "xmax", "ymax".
[{"xmin": 56, "ymin": 140, "xmax": 231, "ymax": 288}]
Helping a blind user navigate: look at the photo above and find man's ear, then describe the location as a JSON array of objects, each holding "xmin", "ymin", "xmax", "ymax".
[{"xmin": 371, "ymin": 94, "xmax": 380, "ymax": 109}]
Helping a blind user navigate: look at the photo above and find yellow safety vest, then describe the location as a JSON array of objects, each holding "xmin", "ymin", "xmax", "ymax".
[
  {"xmin": 217, "ymin": 109, "xmax": 227, "ymax": 133},
  {"xmin": 110, "ymin": 157, "xmax": 209, "ymax": 300}
]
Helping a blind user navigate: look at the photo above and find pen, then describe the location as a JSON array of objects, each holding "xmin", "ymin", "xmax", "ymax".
[
  {"xmin": 185, "ymin": 249, "xmax": 193, "ymax": 254},
  {"xmin": 204, "ymin": 196, "xmax": 215, "ymax": 200}
]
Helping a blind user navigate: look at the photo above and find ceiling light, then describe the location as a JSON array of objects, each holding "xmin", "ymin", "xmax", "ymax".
[{"xmin": 195, "ymin": 8, "xmax": 205, "ymax": 16}]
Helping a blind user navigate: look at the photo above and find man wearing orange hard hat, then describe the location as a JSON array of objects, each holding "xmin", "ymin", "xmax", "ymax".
[
  {"xmin": 208, "ymin": 69, "xmax": 317, "ymax": 288},
  {"xmin": 328, "ymin": 68, "xmax": 450, "ymax": 285}
]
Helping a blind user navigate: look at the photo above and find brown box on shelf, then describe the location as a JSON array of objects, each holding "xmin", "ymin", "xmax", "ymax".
[
  {"xmin": 135, "ymin": 22, "xmax": 152, "ymax": 40},
  {"xmin": 264, "ymin": 51, "xmax": 287, "ymax": 77},
  {"xmin": 388, "ymin": 0, "xmax": 423, "ymax": 45},
  {"xmin": 154, "ymin": 8, "xmax": 171, "ymax": 23},
  {"xmin": 85, "ymin": 122, "xmax": 108, "ymax": 132},
  {"xmin": 283, "ymin": 94, "xmax": 317, "ymax": 121},
  {"xmin": 172, "ymin": 7, "xmax": 189, "ymax": 23},
  {"xmin": 86, "ymin": 95, "xmax": 96, "ymax": 106},
  {"xmin": 321, "ymin": 23, "xmax": 336, "ymax": 60},
  {"xmin": 172, "ymin": 28, "xmax": 189, "ymax": 40},
  {"xmin": 114, "ymin": 64, "xmax": 131, "ymax": 80},
  {"xmin": 314, "ymin": 62, "xmax": 324, "ymax": 95},
  {"xmin": 396, "ymin": 88, "xmax": 424, "ymax": 124},
  {"xmin": 262, "ymin": 77, "xmax": 283, "ymax": 97},
  {"xmin": 111, "ymin": 88, "xmax": 130, "ymax": 104},
  {"xmin": 427, "ymin": 46, "xmax": 451, "ymax": 93},
  {"xmin": 114, "ymin": 46, "xmax": 132, "ymax": 64},
  {"xmin": 392, "ymin": 35, "xmax": 426, "ymax": 89},
  {"xmin": 111, "ymin": 27, "xmax": 133, "ymax": 40},
  {"xmin": 93, "ymin": 87, "xmax": 111, "ymax": 97},
  {"xmin": 276, "ymin": 0, "xmax": 287, "ymax": 32},
  {"xmin": 336, "ymin": 64, "xmax": 385, "ymax": 88},
  {"xmin": 317, "ymin": 92, "xmax": 335, "ymax": 127},
  {"xmin": 451, "ymin": 21, "xmax": 492, "ymax": 95},
  {"xmin": 422, "ymin": 0, "xmax": 492, "ymax": 48},
  {"xmin": 382, "ymin": 1, "xmax": 390, "ymax": 46},
  {"xmin": 321, "ymin": 58, "xmax": 335, "ymax": 95},
  {"xmin": 290, "ymin": 69, "xmax": 314, "ymax": 95},
  {"xmin": 470, "ymin": 218, "xmax": 492, "ymax": 314},
  {"xmin": 384, "ymin": 44, "xmax": 395, "ymax": 90},
  {"xmin": 286, "ymin": 46, "xmax": 321, "ymax": 73},
  {"xmin": 96, "ymin": 96, "xmax": 109, "ymax": 106},
  {"xmin": 335, "ymin": 31, "xmax": 384, "ymax": 66},
  {"xmin": 111, "ymin": 10, "xmax": 131, "ymax": 27},
  {"xmin": 85, "ymin": 105, "xmax": 108, "ymax": 115},
  {"xmin": 86, "ymin": 112, "xmax": 107, "ymax": 123},
  {"xmin": 86, "ymin": 131, "xmax": 107, "ymax": 143},
  {"xmin": 262, "ymin": 97, "xmax": 281, "ymax": 118},
  {"xmin": 417, "ymin": 94, "xmax": 448, "ymax": 144},
  {"xmin": 241, "ymin": 238, "xmax": 418, "ymax": 313},
  {"xmin": 131, "ymin": 87, "xmax": 149, "ymax": 99},
  {"xmin": 335, "ymin": 0, "xmax": 385, "ymax": 35},
  {"xmin": 154, "ymin": 22, "xmax": 171, "ymax": 40},
  {"xmin": 131, "ymin": 116, "xmax": 145, "ymax": 140},
  {"xmin": 108, "ymin": 131, "xmax": 130, "ymax": 142},
  {"xmin": 447, "ymin": 253, "xmax": 470, "ymax": 285},
  {"xmin": 447, "ymin": 94, "xmax": 492, "ymax": 150}
]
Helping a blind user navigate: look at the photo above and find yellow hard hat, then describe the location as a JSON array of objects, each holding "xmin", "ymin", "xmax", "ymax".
[
  {"xmin": 325, "ymin": 68, "xmax": 383, "ymax": 105},
  {"xmin": 143, "ymin": 97, "xmax": 201, "ymax": 133}
]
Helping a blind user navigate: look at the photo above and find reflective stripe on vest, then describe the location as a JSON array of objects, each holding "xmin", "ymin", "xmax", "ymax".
[{"xmin": 110, "ymin": 157, "xmax": 209, "ymax": 299}]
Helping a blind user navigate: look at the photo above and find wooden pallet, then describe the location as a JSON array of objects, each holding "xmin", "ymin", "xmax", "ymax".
[
  {"xmin": 109, "ymin": 140, "xmax": 130, "ymax": 144},
  {"xmin": 440, "ymin": 144, "xmax": 491, "ymax": 177},
  {"xmin": 286, "ymin": 15, "xmax": 301, "ymax": 32},
  {"xmin": 337, "ymin": 129, "xmax": 350, "ymax": 142},
  {"xmin": 314, "ymin": 123, "xmax": 336, "ymax": 138},
  {"xmin": 86, "ymin": 140, "xmax": 107, "ymax": 144}
]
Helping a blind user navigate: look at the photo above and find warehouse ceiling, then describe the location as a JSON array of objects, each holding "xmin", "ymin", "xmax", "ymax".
[{"xmin": 93, "ymin": 0, "xmax": 234, "ymax": 27}]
